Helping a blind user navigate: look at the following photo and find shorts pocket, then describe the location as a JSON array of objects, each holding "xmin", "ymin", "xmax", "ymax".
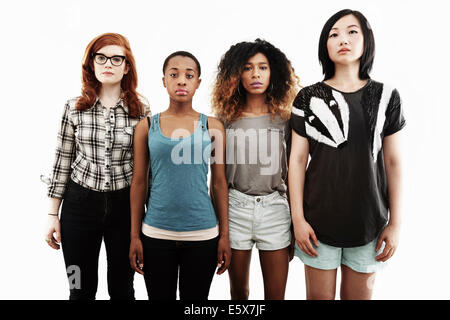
[
  {"xmin": 274, "ymin": 193, "xmax": 290, "ymax": 210},
  {"xmin": 228, "ymin": 191, "xmax": 250, "ymax": 209},
  {"xmin": 228, "ymin": 195, "xmax": 243, "ymax": 208}
]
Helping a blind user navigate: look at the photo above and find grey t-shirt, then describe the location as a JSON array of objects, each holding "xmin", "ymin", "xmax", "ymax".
[{"xmin": 225, "ymin": 114, "xmax": 291, "ymax": 196}]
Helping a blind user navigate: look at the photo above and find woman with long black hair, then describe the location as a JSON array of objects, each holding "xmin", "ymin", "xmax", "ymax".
[{"xmin": 289, "ymin": 9, "xmax": 406, "ymax": 300}]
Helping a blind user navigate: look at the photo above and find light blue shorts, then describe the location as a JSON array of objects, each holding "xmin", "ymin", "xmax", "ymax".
[
  {"xmin": 294, "ymin": 238, "xmax": 386, "ymax": 273},
  {"xmin": 228, "ymin": 188, "xmax": 291, "ymax": 251}
]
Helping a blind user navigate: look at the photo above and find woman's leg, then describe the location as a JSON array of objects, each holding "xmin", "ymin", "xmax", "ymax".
[
  {"xmin": 178, "ymin": 237, "xmax": 219, "ymax": 300},
  {"xmin": 60, "ymin": 188, "xmax": 103, "ymax": 300},
  {"xmin": 304, "ymin": 265, "xmax": 338, "ymax": 300},
  {"xmin": 339, "ymin": 238, "xmax": 384, "ymax": 300},
  {"xmin": 340, "ymin": 265, "xmax": 376, "ymax": 300},
  {"xmin": 228, "ymin": 249, "xmax": 252, "ymax": 300},
  {"xmin": 141, "ymin": 235, "xmax": 179, "ymax": 300},
  {"xmin": 258, "ymin": 247, "xmax": 289, "ymax": 300},
  {"xmin": 61, "ymin": 220, "xmax": 103, "ymax": 300},
  {"xmin": 103, "ymin": 190, "xmax": 135, "ymax": 300}
]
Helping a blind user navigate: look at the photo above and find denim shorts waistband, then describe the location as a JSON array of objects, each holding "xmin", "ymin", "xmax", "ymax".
[{"xmin": 228, "ymin": 188, "xmax": 285, "ymax": 204}]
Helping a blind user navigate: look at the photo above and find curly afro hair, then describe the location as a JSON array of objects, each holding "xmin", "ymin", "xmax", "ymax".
[{"xmin": 211, "ymin": 39, "xmax": 300, "ymax": 123}]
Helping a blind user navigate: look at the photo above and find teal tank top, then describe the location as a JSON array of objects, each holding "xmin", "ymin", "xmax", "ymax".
[{"xmin": 143, "ymin": 113, "xmax": 218, "ymax": 232}]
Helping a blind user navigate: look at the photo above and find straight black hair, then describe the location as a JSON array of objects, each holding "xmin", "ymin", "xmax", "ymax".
[
  {"xmin": 162, "ymin": 51, "xmax": 201, "ymax": 77},
  {"xmin": 318, "ymin": 9, "xmax": 375, "ymax": 80}
]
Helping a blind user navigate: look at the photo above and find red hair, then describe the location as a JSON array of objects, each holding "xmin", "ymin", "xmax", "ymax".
[{"xmin": 76, "ymin": 33, "xmax": 144, "ymax": 118}]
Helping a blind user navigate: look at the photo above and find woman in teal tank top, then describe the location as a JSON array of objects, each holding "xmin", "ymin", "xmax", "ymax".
[{"xmin": 129, "ymin": 51, "xmax": 231, "ymax": 300}]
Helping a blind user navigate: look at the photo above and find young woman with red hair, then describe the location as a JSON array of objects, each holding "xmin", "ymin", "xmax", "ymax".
[{"xmin": 44, "ymin": 33, "xmax": 149, "ymax": 300}]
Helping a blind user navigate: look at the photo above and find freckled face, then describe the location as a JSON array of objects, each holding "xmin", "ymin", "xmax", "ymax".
[{"xmin": 93, "ymin": 45, "xmax": 129, "ymax": 85}]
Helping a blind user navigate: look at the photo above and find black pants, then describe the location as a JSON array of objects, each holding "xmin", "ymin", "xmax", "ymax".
[
  {"xmin": 60, "ymin": 179, "xmax": 135, "ymax": 300},
  {"xmin": 141, "ymin": 234, "xmax": 218, "ymax": 300}
]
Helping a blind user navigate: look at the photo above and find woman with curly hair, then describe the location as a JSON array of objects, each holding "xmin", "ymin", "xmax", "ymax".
[
  {"xmin": 212, "ymin": 39, "xmax": 300, "ymax": 300},
  {"xmin": 44, "ymin": 33, "xmax": 149, "ymax": 300}
]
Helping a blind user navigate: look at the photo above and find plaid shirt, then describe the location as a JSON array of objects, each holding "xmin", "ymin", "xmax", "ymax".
[{"xmin": 48, "ymin": 97, "xmax": 150, "ymax": 199}]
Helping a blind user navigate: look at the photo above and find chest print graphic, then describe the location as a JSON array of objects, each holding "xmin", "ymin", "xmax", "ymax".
[
  {"xmin": 292, "ymin": 90, "xmax": 349, "ymax": 148},
  {"xmin": 307, "ymin": 91, "xmax": 349, "ymax": 148},
  {"xmin": 292, "ymin": 81, "xmax": 395, "ymax": 163}
]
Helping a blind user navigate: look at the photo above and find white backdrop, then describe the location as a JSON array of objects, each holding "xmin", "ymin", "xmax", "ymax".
[{"xmin": 0, "ymin": 0, "xmax": 449, "ymax": 300}]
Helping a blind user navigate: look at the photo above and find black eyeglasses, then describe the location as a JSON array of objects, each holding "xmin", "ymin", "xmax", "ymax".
[{"xmin": 92, "ymin": 53, "xmax": 126, "ymax": 66}]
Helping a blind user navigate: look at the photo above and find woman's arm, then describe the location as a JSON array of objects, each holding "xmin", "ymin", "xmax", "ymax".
[
  {"xmin": 284, "ymin": 124, "xmax": 295, "ymax": 261},
  {"xmin": 376, "ymin": 131, "xmax": 403, "ymax": 261},
  {"xmin": 208, "ymin": 117, "xmax": 231, "ymax": 275},
  {"xmin": 45, "ymin": 101, "xmax": 76, "ymax": 250},
  {"xmin": 129, "ymin": 117, "xmax": 150, "ymax": 275},
  {"xmin": 48, "ymin": 101, "xmax": 76, "ymax": 199},
  {"xmin": 288, "ymin": 130, "xmax": 318, "ymax": 257}
]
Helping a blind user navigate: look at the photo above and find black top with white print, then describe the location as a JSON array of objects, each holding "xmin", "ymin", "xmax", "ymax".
[
  {"xmin": 48, "ymin": 97, "xmax": 150, "ymax": 199},
  {"xmin": 290, "ymin": 80, "xmax": 406, "ymax": 247}
]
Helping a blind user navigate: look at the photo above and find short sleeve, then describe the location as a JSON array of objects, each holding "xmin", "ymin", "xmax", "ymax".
[
  {"xmin": 289, "ymin": 89, "xmax": 308, "ymax": 138},
  {"xmin": 383, "ymin": 88, "xmax": 406, "ymax": 136}
]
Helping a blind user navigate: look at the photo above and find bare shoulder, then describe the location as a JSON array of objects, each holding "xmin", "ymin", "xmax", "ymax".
[
  {"xmin": 135, "ymin": 116, "xmax": 152, "ymax": 137},
  {"xmin": 207, "ymin": 116, "xmax": 225, "ymax": 131}
]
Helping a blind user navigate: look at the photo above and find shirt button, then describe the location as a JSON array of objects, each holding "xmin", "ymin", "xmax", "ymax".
[
  {"xmin": 105, "ymin": 182, "xmax": 109, "ymax": 185},
  {"xmin": 256, "ymin": 198, "xmax": 261, "ymax": 202},
  {"xmin": 106, "ymin": 165, "xmax": 110, "ymax": 168}
]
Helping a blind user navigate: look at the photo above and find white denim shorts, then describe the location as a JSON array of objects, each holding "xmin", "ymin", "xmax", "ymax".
[{"xmin": 228, "ymin": 188, "xmax": 292, "ymax": 251}]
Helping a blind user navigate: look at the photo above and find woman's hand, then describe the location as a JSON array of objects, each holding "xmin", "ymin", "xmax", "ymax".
[
  {"xmin": 129, "ymin": 237, "xmax": 144, "ymax": 275},
  {"xmin": 45, "ymin": 215, "xmax": 61, "ymax": 250},
  {"xmin": 376, "ymin": 223, "xmax": 400, "ymax": 262},
  {"xmin": 216, "ymin": 236, "xmax": 231, "ymax": 275},
  {"xmin": 294, "ymin": 219, "xmax": 319, "ymax": 257}
]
